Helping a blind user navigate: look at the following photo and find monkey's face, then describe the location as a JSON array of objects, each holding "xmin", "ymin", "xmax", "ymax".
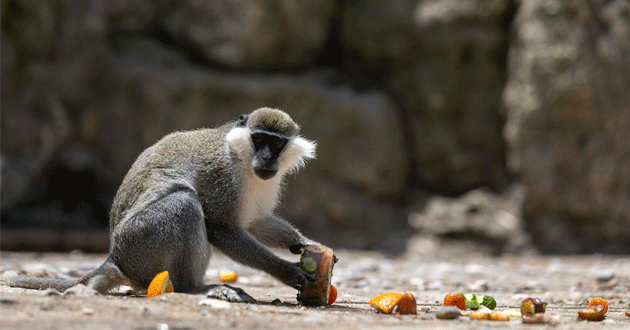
[{"xmin": 250, "ymin": 131, "xmax": 289, "ymax": 180}]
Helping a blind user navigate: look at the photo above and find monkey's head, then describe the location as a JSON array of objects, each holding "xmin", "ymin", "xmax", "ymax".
[{"xmin": 227, "ymin": 108, "xmax": 316, "ymax": 180}]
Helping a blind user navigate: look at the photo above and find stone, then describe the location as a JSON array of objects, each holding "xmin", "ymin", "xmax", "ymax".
[
  {"xmin": 594, "ymin": 270, "xmax": 614, "ymax": 282},
  {"xmin": 63, "ymin": 284, "xmax": 98, "ymax": 297},
  {"xmin": 436, "ymin": 306, "xmax": 461, "ymax": 319},
  {"xmin": 409, "ymin": 187, "xmax": 529, "ymax": 253},
  {"xmin": 198, "ymin": 298, "xmax": 231, "ymax": 309},
  {"xmin": 342, "ymin": 0, "xmax": 514, "ymax": 192},
  {"xmin": 162, "ymin": 0, "xmax": 337, "ymax": 68},
  {"xmin": 504, "ymin": 0, "xmax": 630, "ymax": 253}
]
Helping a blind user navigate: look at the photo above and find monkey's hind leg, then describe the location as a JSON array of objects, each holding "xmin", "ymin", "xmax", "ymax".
[{"xmin": 111, "ymin": 189, "xmax": 210, "ymax": 293}]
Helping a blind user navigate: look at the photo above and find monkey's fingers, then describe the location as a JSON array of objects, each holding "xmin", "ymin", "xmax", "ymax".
[
  {"xmin": 292, "ymin": 262, "xmax": 316, "ymax": 282},
  {"xmin": 289, "ymin": 244, "xmax": 306, "ymax": 255}
]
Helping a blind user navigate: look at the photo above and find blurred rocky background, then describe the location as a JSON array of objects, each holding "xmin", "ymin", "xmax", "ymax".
[{"xmin": 2, "ymin": 0, "xmax": 629, "ymax": 254}]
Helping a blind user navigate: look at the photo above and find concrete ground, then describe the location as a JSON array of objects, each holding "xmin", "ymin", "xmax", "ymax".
[{"xmin": 1, "ymin": 246, "xmax": 629, "ymax": 330}]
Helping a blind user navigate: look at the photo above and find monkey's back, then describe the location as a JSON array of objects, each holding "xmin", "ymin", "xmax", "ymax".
[{"xmin": 109, "ymin": 123, "xmax": 240, "ymax": 233}]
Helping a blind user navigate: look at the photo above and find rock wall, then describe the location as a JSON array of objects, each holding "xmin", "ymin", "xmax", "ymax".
[
  {"xmin": 2, "ymin": 0, "xmax": 629, "ymax": 253},
  {"xmin": 504, "ymin": 0, "xmax": 630, "ymax": 253}
]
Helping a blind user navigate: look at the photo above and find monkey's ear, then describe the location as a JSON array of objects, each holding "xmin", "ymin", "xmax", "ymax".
[{"xmin": 238, "ymin": 114, "xmax": 249, "ymax": 127}]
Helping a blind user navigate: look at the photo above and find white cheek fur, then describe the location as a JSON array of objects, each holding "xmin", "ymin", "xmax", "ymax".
[
  {"xmin": 226, "ymin": 127, "xmax": 253, "ymax": 162},
  {"xmin": 279, "ymin": 136, "xmax": 317, "ymax": 175}
]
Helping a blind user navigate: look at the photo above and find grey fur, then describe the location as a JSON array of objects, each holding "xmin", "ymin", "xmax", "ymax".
[{"xmin": 7, "ymin": 108, "xmax": 319, "ymax": 297}]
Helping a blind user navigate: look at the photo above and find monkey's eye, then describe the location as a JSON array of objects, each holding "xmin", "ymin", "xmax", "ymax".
[
  {"xmin": 252, "ymin": 134, "xmax": 265, "ymax": 145},
  {"xmin": 272, "ymin": 137, "xmax": 286, "ymax": 150}
]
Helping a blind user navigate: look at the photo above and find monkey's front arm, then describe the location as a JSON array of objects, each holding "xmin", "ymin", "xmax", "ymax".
[{"xmin": 205, "ymin": 224, "xmax": 315, "ymax": 290}]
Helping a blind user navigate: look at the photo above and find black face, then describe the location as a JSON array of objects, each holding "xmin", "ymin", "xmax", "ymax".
[{"xmin": 251, "ymin": 131, "xmax": 289, "ymax": 180}]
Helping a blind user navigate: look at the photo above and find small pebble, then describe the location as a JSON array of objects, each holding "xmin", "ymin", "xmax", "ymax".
[
  {"xmin": 594, "ymin": 270, "xmax": 614, "ymax": 282},
  {"xmin": 200, "ymin": 309, "xmax": 209, "ymax": 316},
  {"xmin": 303, "ymin": 315, "xmax": 325, "ymax": 323},
  {"xmin": 41, "ymin": 289, "xmax": 61, "ymax": 296},
  {"xmin": 82, "ymin": 307, "xmax": 94, "ymax": 315},
  {"xmin": 157, "ymin": 324, "xmax": 169, "ymax": 330},
  {"xmin": 428, "ymin": 280, "xmax": 443, "ymax": 291},
  {"xmin": 40, "ymin": 302, "xmax": 54, "ymax": 311},
  {"xmin": 0, "ymin": 297, "xmax": 17, "ymax": 305},
  {"xmin": 436, "ymin": 306, "xmax": 460, "ymax": 319},
  {"xmin": 141, "ymin": 307, "xmax": 151, "ymax": 317},
  {"xmin": 468, "ymin": 279, "xmax": 489, "ymax": 292},
  {"xmin": 198, "ymin": 298, "xmax": 231, "ymax": 309},
  {"xmin": 612, "ymin": 286, "xmax": 626, "ymax": 293},
  {"xmin": 64, "ymin": 284, "xmax": 98, "ymax": 297}
]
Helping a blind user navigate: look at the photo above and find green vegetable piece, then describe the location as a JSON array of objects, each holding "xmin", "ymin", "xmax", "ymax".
[
  {"xmin": 301, "ymin": 256, "xmax": 317, "ymax": 273},
  {"xmin": 481, "ymin": 296, "xmax": 496, "ymax": 310},
  {"xmin": 464, "ymin": 294, "xmax": 479, "ymax": 310}
]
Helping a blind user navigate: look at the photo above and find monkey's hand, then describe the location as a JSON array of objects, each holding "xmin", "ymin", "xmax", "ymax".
[
  {"xmin": 274, "ymin": 261, "xmax": 316, "ymax": 291},
  {"xmin": 289, "ymin": 244, "xmax": 339, "ymax": 264},
  {"xmin": 289, "ymin": 244, "xmax": 306, "ymax": 254}
]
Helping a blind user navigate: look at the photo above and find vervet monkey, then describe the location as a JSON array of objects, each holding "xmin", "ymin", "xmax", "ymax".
[{"xmin": 6, "ymin": 108, "xmax": 322, "ymax": 302}]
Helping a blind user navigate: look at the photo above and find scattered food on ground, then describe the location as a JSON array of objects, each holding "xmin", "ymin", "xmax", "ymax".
[
  {"xmin": 578, "ymin": 305, "xmax": 606, "ymax": 321},
  {"xmin": 443, "ymin": 293, "xmax": 466, "ymax": 310},
  {"xmin": 146, "ymin": 271, "xmax": 174, "ymax": 297},
  {"xmin": 521, "ymin": 297, "xmax": 546, "ymax": 316},
  {"xmin": 463, "ymin": 293, "xmax": 496, "ymax": 310},
  {"xmin": 369, "ymin": 292, "xmax": 416, "ymax": 314},
  {"xmin": 328, "ymin": 284, "xmax": 337, "ymax": 305},
  {"xmin": 219, "ymin": 270, "xmax": 238, "ymax": 283},
  {"xmin": 297, "ymin": 245, "xmax": 335, "ymax": 307},
  {"xmin": 588, "ymin": 297, "xmax": 609, "ymax": 313}
]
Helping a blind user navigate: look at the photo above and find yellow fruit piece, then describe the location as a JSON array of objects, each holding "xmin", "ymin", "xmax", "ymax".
[
  {"xmin": 147, "ymin": 271, "xmax": 174, "ymax": 297},
  {"xmin": 219, "ymin": 270, "xmax": 238, "ymax": 283},
  {"xmin": 505, "ymin": 310, "xmax": 522, "ymax": 318},
  {"xmin": 470, "ymin": 311, "xmax": 490, "ymax": 320},
  {"xmin": 489, "ymin": 312, "xmax": 510, "ymax": 321},
  {"xmin": 369, "ymin": 292, "xmax": 403, "ymax": 314}
]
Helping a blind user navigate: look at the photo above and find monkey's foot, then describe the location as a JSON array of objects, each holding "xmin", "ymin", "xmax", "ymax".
[{"xmin": 206, "ymin": 284, "xmax": 257, "ymax": 303}]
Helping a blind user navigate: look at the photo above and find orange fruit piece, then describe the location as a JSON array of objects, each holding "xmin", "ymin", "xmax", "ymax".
[
  {"xmin": 146, "ymin": 271, "xmax": 174, "ymax": 297},
  {"xmin": 578, "ymin": 305, "xmax": 605, "ymax": 321},
  {"xmin": 521, "ymin": 298, "xmax": 534, "ymax": 316},
  {"xmin": 588, "ymin": 297, "xmax": 608, "ymax": 314},
  {"xmin": 328, "ymin": 284, "xmax": 337, "ymax": 305},
  {"xmin": 369, "ymin": 292, "xmax": 403, "ymax": 314},
  {"xmin": 396, "ymin": 293, "xmax": 417, "ymax": 314},
  {"xmin": 219, "ymin": 270, "xmax": 238, "ymax": 283},
  {"xmin": 444, "ymin": 293, "xmax": 466, "ymax": 310}
]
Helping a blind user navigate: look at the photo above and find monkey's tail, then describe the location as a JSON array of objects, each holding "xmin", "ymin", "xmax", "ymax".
[
  {"xmin": 4, "ymin": 258, "xmax": 127, "ymax": 294},
  {"xmin": 4, "ymin": 270, "xmax": 81, "ymax": 292}
]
